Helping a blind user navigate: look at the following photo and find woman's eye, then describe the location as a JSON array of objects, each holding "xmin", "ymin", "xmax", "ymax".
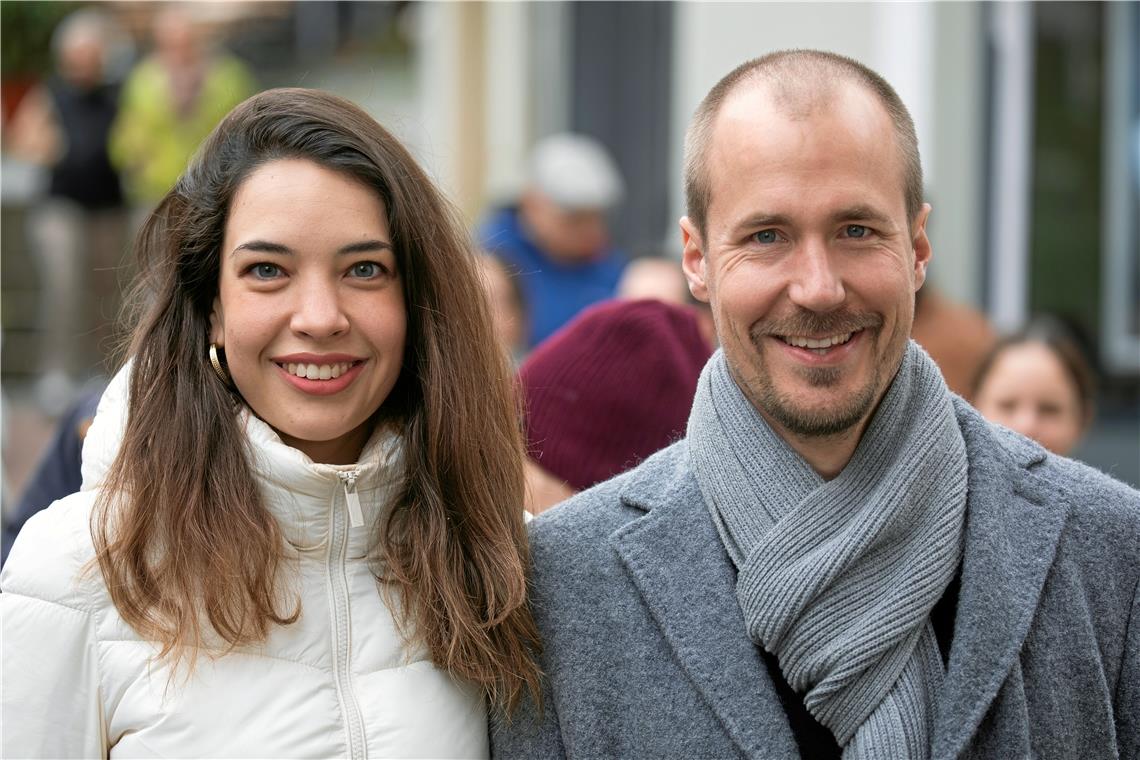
[
  {"xmin": 845, "ymin": 224, "xmax": 869, "ymax": 238},
  {"xmin": 350, "ymin": 262, "xmax": 384, "ymax": 278},
  {"xmin": 753, "ymin": 229, "xmax": 779, "ymax": 244},
  {"xmin": 251, "ymin": 263, "xmax": 282, "ymax": 279}
]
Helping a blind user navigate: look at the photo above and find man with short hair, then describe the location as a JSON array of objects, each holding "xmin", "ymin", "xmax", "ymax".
[
  {"xmin": 493, "ymin": 50, "xmax": 1139, "ymax": 760},
  {"xmin": 479, "ymin": 133, "xmax": 627, "ymax": 349}
]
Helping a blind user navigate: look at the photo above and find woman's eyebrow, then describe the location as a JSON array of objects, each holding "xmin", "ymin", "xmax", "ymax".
[
  {"xmin": 231, "ymin": 239, "xmax": 393, "ymax": 256},
  {"xmin": 337, "ymin": 240, "xmax": 393, "ymax": 254}
]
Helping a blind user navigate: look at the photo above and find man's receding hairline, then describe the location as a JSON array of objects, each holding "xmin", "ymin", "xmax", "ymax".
[
  {"xmin": 719, "ymin": 66, "xmax": 875, "ymax": 121},
  {"xmin": 685, "ymin": 50, "xmax": 924, "ymax": 239}
]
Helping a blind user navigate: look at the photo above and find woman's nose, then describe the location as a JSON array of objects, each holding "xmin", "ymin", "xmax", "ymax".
[{"xmin": 290, "ymin": 280, "xmax": 349, "ymax": 338}]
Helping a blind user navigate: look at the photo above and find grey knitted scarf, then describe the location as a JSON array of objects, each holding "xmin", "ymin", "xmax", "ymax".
[{"xmin": 688, "ymin": 341, "xmax": 967, "ymax": 759}]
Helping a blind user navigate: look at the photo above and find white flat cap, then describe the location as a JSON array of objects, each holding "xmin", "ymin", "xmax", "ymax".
[{"xmin": 528, "ymin": 133, "xmax": 625, "ymax": 210}]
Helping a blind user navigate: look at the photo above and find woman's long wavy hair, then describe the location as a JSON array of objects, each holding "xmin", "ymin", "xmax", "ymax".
[{"xmin": 93, "ymin": 88, "xmax": 541, "ymax": 712}]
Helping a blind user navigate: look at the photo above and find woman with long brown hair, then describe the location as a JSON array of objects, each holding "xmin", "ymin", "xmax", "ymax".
[{"xmin": 1, "ymin": 88, "xmax": 539, "ymax": 757}]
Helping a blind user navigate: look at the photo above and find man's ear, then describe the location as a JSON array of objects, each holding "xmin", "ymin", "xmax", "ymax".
[
  {"xmin": 209, "ymin": 297, "xmax": 224, "ymax": 346},
  {"xmin": 911, "ymin": 203, "xmax": 933, "ymax": 292},
  {"xmin": 680, "ymin": 216, "xmax": 710, "ymax": 302}
]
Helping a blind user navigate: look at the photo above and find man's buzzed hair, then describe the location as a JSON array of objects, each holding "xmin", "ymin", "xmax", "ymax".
[{"xmin": 683, "ymin": 49, "xmax": 924, "ymax": 238}]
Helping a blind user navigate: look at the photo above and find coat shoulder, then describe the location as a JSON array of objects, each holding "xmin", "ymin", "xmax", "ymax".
[
  {"xmin": 530, "ymin": 442, "xmax": 688, "ymax": 536},
  {"xmin": 1, "ymin": 490, "xmax": 102, "ymax": 612},
  {"xmin": 957, "ymin": 397, "xmax": 1140, "ymax": 574},
  {"xmin": 527, "ymin": 441, "xmax": 691, "ymax": 568},
  {"xmin": 1036, "ymin": 451, "xmax": 1140, "ymax": 542}
]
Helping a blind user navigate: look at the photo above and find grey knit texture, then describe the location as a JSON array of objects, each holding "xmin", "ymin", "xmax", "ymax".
[{"xmin": 688, "ymin": 342, "xmax": 968, "ymax": 758}]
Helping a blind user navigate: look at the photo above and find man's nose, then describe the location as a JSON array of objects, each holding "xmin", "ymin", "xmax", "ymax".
[
  {"xmin": 787, "ymin": 240, "xmax": 845, "ymax": 312},
  {"xmin": 290, "ymin": 279, "xmax": 349, "ymax": 338}
]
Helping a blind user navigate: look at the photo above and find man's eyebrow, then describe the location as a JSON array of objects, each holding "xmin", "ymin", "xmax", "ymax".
[
  {"xmin": 829, "ymin": 205, "xmax": 893, "ymax": 226},
  {"xmin": 231, "ymin": 239, "xmax": 393, "ymax": 256},
  {"xmin": 731, "ymin": 213, "xmax": 794, "ymax": 233}
]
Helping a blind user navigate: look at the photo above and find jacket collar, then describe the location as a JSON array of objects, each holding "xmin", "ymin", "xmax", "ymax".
[
  {"xmin": 612, "ymin": 443, "xmax": 800, "ymax": 760},
  {"xmin": 82, "ymin": 362, "xmax": 404, "ymax": 557},
  {"xmin": 611, "ymin": 401, "xmax": 1067, "ymax": 758}
]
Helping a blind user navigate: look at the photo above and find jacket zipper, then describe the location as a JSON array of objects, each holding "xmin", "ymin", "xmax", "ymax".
[
  {"xmin": 330, "ymin": 469, "xmax": 368, "ymax": 758},
  {"xmin": 342, "ymin": 470, "xmax": 365, "ymax": 528}
]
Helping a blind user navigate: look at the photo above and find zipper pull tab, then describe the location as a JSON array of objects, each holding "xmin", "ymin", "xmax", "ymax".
[{"xmin": 338, "ymin": 471, "xmax": 364, "ymax": 528}]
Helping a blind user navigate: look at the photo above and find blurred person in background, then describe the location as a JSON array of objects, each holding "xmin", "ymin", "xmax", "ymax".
[
  {"xmin": 1, "ymin": 383, "xmax": 105, "ymax": 566},
  {"xmin": 619, "ymin": 254, "xmax": 719, "ymax": 349},
  {"xmin": 1, "ymin": 89, "xmax": 539, "ymax": 757},
  {"xmin": 478, "ymin": 251, "xmax": 527, "ymax": 362},
  {"xmin": 110, "ymin": 4, "xmax": 254, "ymax": 210},
  {"xmin": 973, "ymin": 317, "xmax": 1096, "ymax": 457},
  {"xmin": 479, "ymin": 133, "xmax": 627, "ymax": 349},
  {"xmin": 8, "ymin": 8, "xmax": 129, "ymax": 414},
  {"xmin": 519, "ymin": 298, "xmax": 713, "ymax": 513},
  {"xmin": 618, "ymin": 255, "xmax": 689, "ymax": 305},
  {"xmin": 911, "ymin": 284, "xmax": 998, "ymax": 399}
]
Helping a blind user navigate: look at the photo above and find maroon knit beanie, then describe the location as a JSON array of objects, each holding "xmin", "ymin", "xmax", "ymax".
[{"xmin": 520, "ymin": 298, "xmax": 713, "ymax": 492}]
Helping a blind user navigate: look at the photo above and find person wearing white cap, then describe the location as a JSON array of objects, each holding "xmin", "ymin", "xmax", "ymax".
[{"xmin": 479, "ymin": 133, "xmax": 627, "ymax": 349}]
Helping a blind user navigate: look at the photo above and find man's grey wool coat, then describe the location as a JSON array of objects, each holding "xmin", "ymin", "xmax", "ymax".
[{"xmin": 492, "ymin": 400, "xmax": 1140, "ymax": 759}]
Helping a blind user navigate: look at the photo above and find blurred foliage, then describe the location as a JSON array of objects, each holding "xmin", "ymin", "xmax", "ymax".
[
  {"xmin": 1029, "ymin": 2, "xmax": 1103, "ymax": 355},
  {"xmin": 1, "ymin": 1, "xmax": 82, "ymax": 78}
]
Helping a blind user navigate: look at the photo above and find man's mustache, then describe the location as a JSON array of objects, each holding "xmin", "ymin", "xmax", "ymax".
[{"xmin": 750, "ymin": 310, "xmax": 883, "ymax": 340}]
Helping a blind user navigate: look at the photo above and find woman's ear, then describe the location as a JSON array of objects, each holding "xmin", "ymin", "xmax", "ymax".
[{"xmin": 209, "ymin": 297, "xmax": 224, "ymax": 346}]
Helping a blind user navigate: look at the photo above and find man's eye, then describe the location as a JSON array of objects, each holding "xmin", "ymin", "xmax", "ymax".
[
  {"xmin": 251, "ymin": 263, "xmax": 282, "ymax": 279},
  {"xmin": 753, "ymin": 230, "xmax": 779, "ymax": 244},
  {"xmin": 845, "ymin": 225, "xmax": 869, "ymax": 238}
]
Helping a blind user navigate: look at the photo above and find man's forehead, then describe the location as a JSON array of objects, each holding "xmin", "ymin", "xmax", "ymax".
[
  {"xmin": 696, "ymin": 82, "xmax": 911, "ymax": 237},
  {"xmin": 712, "ymin": 79, "xmax": 890, "ymax": 152}
]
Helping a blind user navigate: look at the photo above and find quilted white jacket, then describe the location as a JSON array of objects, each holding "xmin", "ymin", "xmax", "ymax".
[{"xmin": 1, "ymin": 369, "xmax": 488, "ymax": 758}]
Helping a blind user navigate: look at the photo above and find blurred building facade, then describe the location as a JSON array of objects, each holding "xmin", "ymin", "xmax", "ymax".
[
  {"xmin": 417, "ymin": 1, "xmax": 1140, "ymax": 485},
  {"xmin": 2, "ymin": 1, "xmax": 1137, "ymax": 483}
]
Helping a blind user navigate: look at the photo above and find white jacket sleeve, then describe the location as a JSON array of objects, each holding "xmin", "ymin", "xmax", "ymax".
[
  {"xmin": 2, "ymin": 499, "xmax": 108, "ymax": 758},
  {"xmin": 2, "ymin": 593, "xmax": 106, "ymax": 758}
]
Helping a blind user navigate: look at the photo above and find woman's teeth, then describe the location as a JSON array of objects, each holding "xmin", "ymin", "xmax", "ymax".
[{"xmin": 283, "ymin": 362, "xmax": 354, "ymax": 380}]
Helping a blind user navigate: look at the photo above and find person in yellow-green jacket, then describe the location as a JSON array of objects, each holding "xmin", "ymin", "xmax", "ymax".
[{"xmin": 110, "ymin": 6, "xmax": 254, "ymax": 207}]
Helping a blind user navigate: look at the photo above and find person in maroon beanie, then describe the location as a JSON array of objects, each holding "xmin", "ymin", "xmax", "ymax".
[{"xmin": 520, "ymin": 298, "xmax": 714, "ymax": 513}]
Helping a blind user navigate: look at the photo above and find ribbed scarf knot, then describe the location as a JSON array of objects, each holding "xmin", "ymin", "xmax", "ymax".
[{"xmin": 688, "ymin": 341, "xmax": 968, "ymax": 760}]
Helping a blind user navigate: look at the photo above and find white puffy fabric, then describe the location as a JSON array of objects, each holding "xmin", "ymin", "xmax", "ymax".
[{"xmin": 1, "ymin": 365, "xmax": 487, "ymax": 758}]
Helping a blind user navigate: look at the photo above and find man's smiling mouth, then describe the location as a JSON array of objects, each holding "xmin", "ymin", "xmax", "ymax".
[{"xmin": 779, "ymin": 332, "xmax": 854, "ymax": 350}]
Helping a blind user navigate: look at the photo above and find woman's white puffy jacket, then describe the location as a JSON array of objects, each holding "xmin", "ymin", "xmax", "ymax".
[{"xmin": 1, "ymin": 369, "xmax": 488, "ymax": 758}]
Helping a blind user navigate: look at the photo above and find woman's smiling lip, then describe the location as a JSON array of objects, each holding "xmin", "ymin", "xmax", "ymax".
[
  {"xmin": 271, "ymin": 353, "xmax": 368, "ymax": 396},
  {"xmin": 271, "ymin": 352, "xmax": 365, "ymax": 365}
]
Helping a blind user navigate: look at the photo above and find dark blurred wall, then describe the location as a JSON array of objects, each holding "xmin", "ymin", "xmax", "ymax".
[{"xmin": 570, "ymin": 1, "xmax": 673, "ymax": 257}]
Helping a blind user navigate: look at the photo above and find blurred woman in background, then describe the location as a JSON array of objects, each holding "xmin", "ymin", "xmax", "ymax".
[
  {"xmin": 973, "ymin": 318, "xmax": 1096, "ymax": 457},
  {"xmin": 1, "ymin": 88, "xmax": 539, "ymax": 757}
]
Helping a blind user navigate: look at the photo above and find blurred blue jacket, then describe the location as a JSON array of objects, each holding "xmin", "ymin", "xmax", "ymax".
[
  {"xmin": 479, "ymin": 207, "xmax": 625, "ymax": 348},
  {"xmin": 2, "ymin": 386, "xmax": 103, "ymax": 565}
]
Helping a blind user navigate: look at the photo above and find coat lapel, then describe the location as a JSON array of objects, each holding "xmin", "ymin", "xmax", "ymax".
[
  {"xmin": 933, "ymin": 401, "xmax": 1071, "ymax": 758},
  {"xmin": 610, "ymin": 445, "xmax": 799, "ymax": 760}
]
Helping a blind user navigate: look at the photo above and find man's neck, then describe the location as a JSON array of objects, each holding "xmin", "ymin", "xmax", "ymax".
[
  {"xmin": 779, "ymin": 423, "xmax": 867, "ymax": 480},
  {"xmin": 753, "ymin": 405, "xmax": 880, "ymax": 481}
]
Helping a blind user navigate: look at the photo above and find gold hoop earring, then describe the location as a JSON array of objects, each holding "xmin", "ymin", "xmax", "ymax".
[{"xmin": 209, "ymin": 343, "xmax": 233, "ymax": 388}]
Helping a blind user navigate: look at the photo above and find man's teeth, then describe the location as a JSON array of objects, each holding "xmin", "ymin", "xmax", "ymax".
[
  {"xmin": 284, "ymin": 362, "xmax": 354, "ymax": 380},
  {"xmin": 782, "ymin": 332, "xmax": 854, "ymax": 349}
]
